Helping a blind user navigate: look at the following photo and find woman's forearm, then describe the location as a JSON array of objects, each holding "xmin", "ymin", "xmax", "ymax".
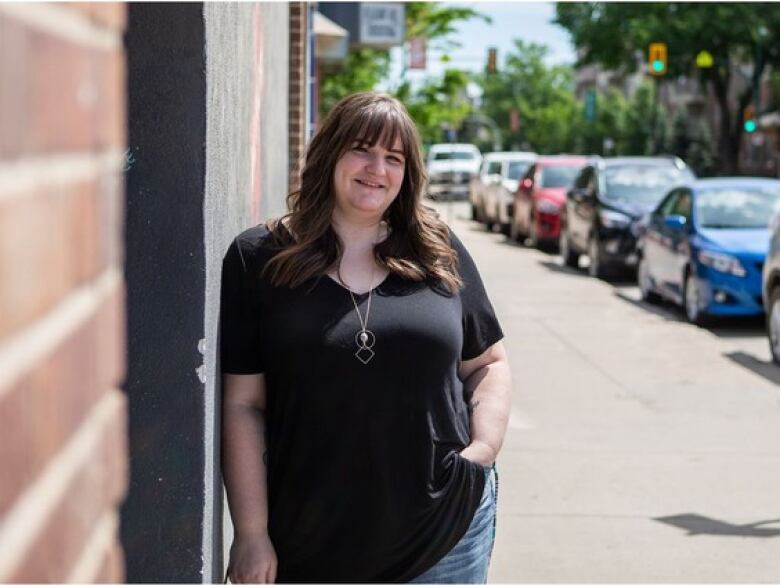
[
  {"xmin": 462, "ymin": 359, "xmax": 512, "ymax": 465},
  {"xmin": 223, "ymin": 403, "xmax": 270, "ymax": 537}
]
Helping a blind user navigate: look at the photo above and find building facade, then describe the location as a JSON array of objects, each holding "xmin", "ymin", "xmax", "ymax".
[{"xmin": 1, "ymin": 2, "xmax": 312, "ymax": 582}]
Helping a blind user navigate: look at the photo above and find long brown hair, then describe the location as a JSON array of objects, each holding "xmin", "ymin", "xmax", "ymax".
[{"xmin": 263, "ymin": 92, "xmax": 462, "ymax": 292}]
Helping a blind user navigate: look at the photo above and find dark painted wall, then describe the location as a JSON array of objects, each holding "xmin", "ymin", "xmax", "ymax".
[{"xmin": 122, "ymin": 3, "xmax": 209, "ymax": 582}]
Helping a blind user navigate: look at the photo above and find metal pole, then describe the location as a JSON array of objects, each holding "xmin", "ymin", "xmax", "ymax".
[{"xmin": 650, "ymin": 76, "xmax": 660, "ymax": 154}]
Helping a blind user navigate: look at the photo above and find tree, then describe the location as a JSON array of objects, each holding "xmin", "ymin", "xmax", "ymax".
[
  {"xmin": 320, "ymin": 49, "xmax": 391, "ymax": 116},
  {"xmin": 479, "ymin": 40, "xmax": 579, "ymax": 153},
  {"xmin": 319, "ymin": 3, "xmax": 488, "ymax": 118},
  {"xmin": 555, "ymin": 2, "xmax": 780, "ymax": 174},
  {"xmin": 395, "ymin": 69, "xmax": 472, "ymax": 145}
]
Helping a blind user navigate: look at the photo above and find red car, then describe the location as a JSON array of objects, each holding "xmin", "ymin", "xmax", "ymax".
[{"xmin": 510, "ymin": 156, "xmax": 589, "ymax": 248}]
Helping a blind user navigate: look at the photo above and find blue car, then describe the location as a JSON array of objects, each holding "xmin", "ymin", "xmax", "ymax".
[{"xmin": 637, "ymin": 178, "xmax": 780, "ymax": 325}]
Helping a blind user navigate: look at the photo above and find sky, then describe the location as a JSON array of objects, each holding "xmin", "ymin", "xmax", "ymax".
[{"xmin": 381, "ymin": 1, "xmax": 577, "ymax": 91}]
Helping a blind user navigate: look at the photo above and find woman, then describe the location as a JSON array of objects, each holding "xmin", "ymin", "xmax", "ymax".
[{"xmin": 221, "ymin": 92, "xmax": 511, "ymax": 583}]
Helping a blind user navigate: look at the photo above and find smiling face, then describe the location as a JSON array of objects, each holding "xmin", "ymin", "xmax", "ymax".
[{"xmin": 332, "ymin": 138, "xmax": 407, "ymax": 222}]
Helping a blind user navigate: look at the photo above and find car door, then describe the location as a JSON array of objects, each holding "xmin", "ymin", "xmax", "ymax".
[
  {"xmin": 654, "ymin": 189, "xmax": 690, "ymax": 296},
  {"xmin": 568, "ymin": 166, "xmax": 596, "ymax": 251},
  {"xmin": 666, "ymin": 189, "xmax": 693, "ymax": 298},
  {"xmin": 644, "ymin": 191, "xmax": 680, "ymax": 294},
  {"xmin": 474, "ymin": 159, "xmax": 490, "ymax": 210},
  {"xmin": 515, "ymin": 164, "xmax": 536, "ymax": 231},
  {"xmin": 483, "ymin": 160, "xmax": 503, "ymax": 221}
]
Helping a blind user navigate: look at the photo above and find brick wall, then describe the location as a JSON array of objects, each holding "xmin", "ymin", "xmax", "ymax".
[
  {"xmin": 288, "ymin": 2, "xmax": 308, "ymax": 193},
  {"xmin": 0, "ymin": 3, "xmax": 128, "ymax": 582}
]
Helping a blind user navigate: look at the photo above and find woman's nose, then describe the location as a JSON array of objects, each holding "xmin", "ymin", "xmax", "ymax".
[{"xmin": 365, "ymin": 153, "xmax": 386, "ymax": 175}]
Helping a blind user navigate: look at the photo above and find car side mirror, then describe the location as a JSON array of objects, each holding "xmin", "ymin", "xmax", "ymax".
[{"xmin": 664, "ymin": 214, "xmax": 687, "ymax": 231}]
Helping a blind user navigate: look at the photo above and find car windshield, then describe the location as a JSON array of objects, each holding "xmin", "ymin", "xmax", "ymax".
[
  {"xmin": 433, "ymin": 151, "xmax": 476, "ymax": 161},
  {"xmin": 507, "ymin": 161, "xmax": 531, "ymax": 180},
  {"xmin": 696, "ymin": 186, "xmax": 780, "ymax": 229},
  {"xmin": 540, "ymin": 165, "xmax": 582, "ymax": 188},
  {"xmin": 602, "ymin": 165, "xmax": 691, "ymax": 204}
]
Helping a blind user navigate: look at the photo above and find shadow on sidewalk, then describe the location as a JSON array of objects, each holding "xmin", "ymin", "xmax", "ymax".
[
  {"xmin": 655, "ymin": 514, "xmax": 780, "ymax": 538},
  {"xmin": 722, "ymin": 351, "xmax": 780, "ymax": 386}
]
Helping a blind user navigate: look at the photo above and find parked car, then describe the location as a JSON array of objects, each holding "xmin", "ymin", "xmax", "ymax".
[
  {"xmin": 560, "ymin": 156, "xmax": 695, "ymax": 278},
  {"xmin": 638, "ymin": 178, "xmax": 780, "ymax": 325},
  {"xmin": 511, "ymin": 155, "xmax": 589, "ymax": 248},
  {"xmin": 471, "ymin": 151, "xmax": 536, "ymax": 233},
  {"xmin": 761, "ymin": 189, "xmax": 780, "ymax": 362},
  {"xmin": 426, "ymin": 143, "xmax": 482, "ymax": 200}
]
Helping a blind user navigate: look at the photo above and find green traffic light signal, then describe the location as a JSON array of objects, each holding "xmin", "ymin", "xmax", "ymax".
[
  {"xmin": 744, "ymin": 119, "xmax": 757, "ymax": 133},
  {"xmin": 652, "ymin": 59, "xmax": 665, "ymax": 73}
]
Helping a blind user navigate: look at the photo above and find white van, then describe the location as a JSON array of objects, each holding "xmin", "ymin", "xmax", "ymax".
[{"xmin": 426, "ymin": 143, "xmax": 482, "ymax": 200}]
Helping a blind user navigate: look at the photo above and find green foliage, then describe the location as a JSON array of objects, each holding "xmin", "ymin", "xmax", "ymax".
[
  {"xmin": 404, "ymin": 3, "xmax": 490, "ymax": 52},
  {"xmin": 622, "ymin": 81, "xmax": 656, "ymax": 155},
  {"xmin": 319, "ymin": 49, "xmax": 391, "ymax": 117},
  {"xmin": 685, "ymin": 118, "xmax": 718, "ymax": 177},
  {"xmin": 554, "ymin": 2, "xmax": 780, "ymax": 173},
  {"xmin": 479, "ymin": 40, "xmax": 579, "ymax": 153},
  {"xmin": 318, "ymin": 3, "xmax": 488, "ymax": 121},
  {"xmin": 395, "ymin": 69, "xmax": 472, "ymax": 144}
]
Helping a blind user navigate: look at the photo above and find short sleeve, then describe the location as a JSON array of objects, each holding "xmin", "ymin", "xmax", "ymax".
[
  {"xmin": 220, "ymin": 238, "xmax": 264, "ymax": 374},
  {"xmin": 451, "ymin": 232, "xmax": 504, "ymax": 360}
]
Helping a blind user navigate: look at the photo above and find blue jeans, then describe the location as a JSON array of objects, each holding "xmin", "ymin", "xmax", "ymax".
[{"xmin": 409, "ymin": 466, "xmax": 498, "ymax": 584}]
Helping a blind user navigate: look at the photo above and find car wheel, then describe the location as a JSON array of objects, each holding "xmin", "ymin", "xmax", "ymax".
[
  {"xmin": 683, "ymin": 270, "xmax": 708, "ymax": 325},
  {"xmin": 638, "ymin": 255, "xmax": 661, "ymax": 303},
  {"xmin": 588, "ymin": 236, "xmax": 611, "ymax": 279},
  {"xmin": 509, "ymin": 218, "xmax": 521, "ymax": 242},
  {"xmin": 528, "ymin": 214, "xmax": 539, "ymax": 248},
  {"xmin": 767, "ymin": 288, "xmax": 780, "ymax": 364},
  {"xmin": 485, "ymin": 201, "xmax": 497, "ymax": 231},
  {"xmin": 560, "ymin": 229, "xmax": 579, "ymax": 268}
]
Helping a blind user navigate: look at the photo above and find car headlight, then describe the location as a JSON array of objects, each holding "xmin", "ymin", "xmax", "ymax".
[
  {"xmin": 598, "ymin": 209, "xmax": 632, "ymax": 228},
  {"xmin": 536, "ymin": 199, "xmax": 561, "ymax": 215},
  {"xmin": 697, "ymin": 249, "xmax": 746, "ymax": 277}
]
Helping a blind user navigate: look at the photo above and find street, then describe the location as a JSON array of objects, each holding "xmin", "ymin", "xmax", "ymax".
[{"xmin": 439, "ymin": 201, "xmax": 780, "ymax": 583}]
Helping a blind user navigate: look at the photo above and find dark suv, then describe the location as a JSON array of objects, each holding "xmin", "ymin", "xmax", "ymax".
[{"xmin": 560, "ymin": 156, "xmax": 695, "ymax": 278}]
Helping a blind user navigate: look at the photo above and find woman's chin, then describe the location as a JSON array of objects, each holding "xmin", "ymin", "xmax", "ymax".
[{"xmin": 349, "ymin": 194, "xmax": 389, "ymax": 214}]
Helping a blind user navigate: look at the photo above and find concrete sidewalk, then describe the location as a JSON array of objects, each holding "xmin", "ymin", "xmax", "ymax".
[{"xmin": 437, "ymin": 201, "xmax": 780, "ymax": 583}]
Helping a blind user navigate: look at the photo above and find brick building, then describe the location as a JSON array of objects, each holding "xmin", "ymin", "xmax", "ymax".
[
  {"xmin": 0, "ymin": 3, "xmax": 128, "ymax": 581},
  {"xmin": 1, "ymin": 2, "xmax": 312, "ymax": 582}
]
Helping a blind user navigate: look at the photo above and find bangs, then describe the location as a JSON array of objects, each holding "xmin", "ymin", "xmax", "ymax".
[{"xmin": 341, "ymin": 103, "xmax": 412, "ymax": 156}]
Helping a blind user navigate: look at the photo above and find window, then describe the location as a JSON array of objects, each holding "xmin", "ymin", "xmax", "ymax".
[
  {"xmin": 540, "ymin": 165, "xmax": 583, "ymax": 188},
  {"xmin": 433, "ymin": 151, "xmax": 477, "ymax": 161},
  {"xmin": 507, "ymin": 161, "xmax": 532, "ymax": 180},
  {"xmin": 658, "ymin": 191, "xmax": 680, "ymax": 217},
  {"xmin": 487, "ymin": 161, "xmax": 502, "ymax": 176},
  {"xmin": 574, "ymin": 167, "xmax": 593, "ymax": 190},
  {"xmin": 672, "ymin": 191, "xmax": 693, "ymax": 221}
]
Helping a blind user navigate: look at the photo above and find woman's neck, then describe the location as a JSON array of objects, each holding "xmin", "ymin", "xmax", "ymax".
[{"xmin": 331, "ymin": 215, "xmax": 386, "ymax": 254}]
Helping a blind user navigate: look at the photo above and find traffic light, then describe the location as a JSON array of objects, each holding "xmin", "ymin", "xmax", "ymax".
[
  {"xmin": 744, "ymin": 104, "xmax": 757, "ymax": 133},
  {"xmin": 487, "ymin": 47, "xmax": 497, "ymax": 74},
  {"xmin": 648, "ymin": 42, "xmax": 668, "ymax": 76}
]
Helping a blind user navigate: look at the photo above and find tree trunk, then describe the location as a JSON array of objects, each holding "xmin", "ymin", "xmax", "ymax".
[
  {"xmin": 709, "ymin": 54, "xmax": 765, "ymax": 176},
  {"xmin": 710, "ymin": 63, "xmax": 740, "ymax": 175}
]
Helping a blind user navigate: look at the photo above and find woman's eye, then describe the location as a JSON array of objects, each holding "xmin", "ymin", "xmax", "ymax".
[
  {"xmin": 388, "ymin": 156, "xmax": 404, "ymax": 165},
  {"xmin": 353, "ymin": 146, "xmax": 368, "ymax": 153}
]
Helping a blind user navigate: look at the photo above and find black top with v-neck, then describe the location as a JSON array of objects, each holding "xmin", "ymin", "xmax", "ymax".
[{"xmin": 220, "ymin": 225, "xmax": 503, "ymax": 583}]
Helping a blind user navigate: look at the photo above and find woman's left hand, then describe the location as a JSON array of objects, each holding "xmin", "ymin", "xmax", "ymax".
[{"xmin": 459, "ymin": 441, "xmax": 495, "ymax": 467}]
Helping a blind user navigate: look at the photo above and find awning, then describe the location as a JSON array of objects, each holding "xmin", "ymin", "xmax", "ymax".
[
  {"xmin": 313, "ymin": 11, "xmax": 348, "ymax": 62},
  {"xmin": 313, "ymin": 11, "xmax": 347, "ymax": 39}
]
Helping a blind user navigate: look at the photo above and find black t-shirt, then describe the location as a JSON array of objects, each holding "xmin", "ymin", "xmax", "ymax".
[{"xmin": 220, "ymin": 225, "xmax": 504, "ymax": 583}]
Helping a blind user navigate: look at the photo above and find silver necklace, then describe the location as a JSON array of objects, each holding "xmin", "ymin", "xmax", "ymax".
[{"xmin": 337, "ymin": 263, "xmax": 377, "ymax": 365}]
